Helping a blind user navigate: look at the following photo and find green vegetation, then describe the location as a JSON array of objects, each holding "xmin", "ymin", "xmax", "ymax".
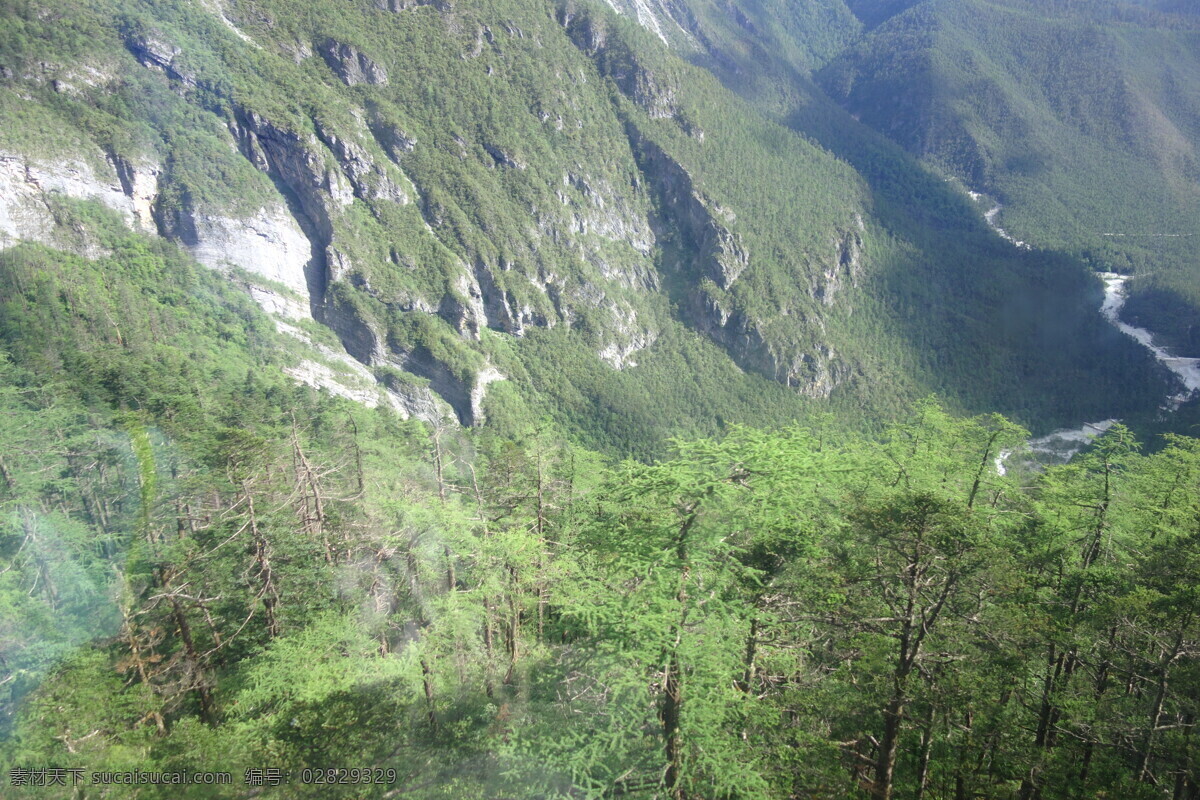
[
  {"xmin": 818, "ymin": 0, "xmax": 1200, "ymax": 351},
  {"xmin": 1, "ymin": 2, "xmax": 1199, "ymax": 797},
  {"xmin": 0, "ymin": 0, "xmax": 1172, "ymax": 452},
  {"xmin": 0, "ymin": 231, "xmax": 1197, "ymax": 797}
]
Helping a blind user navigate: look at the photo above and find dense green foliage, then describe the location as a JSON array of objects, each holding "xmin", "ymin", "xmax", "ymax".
[
  {"xmin": 0, "ymin": 226, "xmax": 1197, "ymax": 799},
  {"xmin": 818, "ymin": 0, "xmax": 1200, "ymax": 351},
  {"xmin": 2, "ymin": 1, "xmax": 1200, "ymax": 797}
]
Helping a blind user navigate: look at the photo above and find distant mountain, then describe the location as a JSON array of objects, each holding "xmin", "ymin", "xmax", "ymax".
[
  {"xmin": 4, "ymin": 4, "xmax": 1200, "ymax": 797},
  {"xmin": 817, "ymin": 0, "xmax": 1200, "ymax": 350}
]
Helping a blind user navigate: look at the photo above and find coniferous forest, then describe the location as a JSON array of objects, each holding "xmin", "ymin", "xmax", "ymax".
[
  {"xmin": 1, "ymin": 235, "xmax": 1197, "ymax": 798},
  {"xmin": 1, "ymin": 0, "xmax": 1199, "ymax": 798}
]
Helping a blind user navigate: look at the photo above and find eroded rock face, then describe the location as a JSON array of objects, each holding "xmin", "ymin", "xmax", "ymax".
[
  {"xmin": 313, "ymin": 120, "xmax": 409, "ymax": 205},
  {"xmin": 227, "ymin": 106, "xmax": 358, "ymax": 306},
  {"xmin": 111, "ymin": 156, "xmax": 160, "ymax": 232},
  {"xmin": 230, "ymin": 108, "xmax": 354, "ymax": 227},
  {"xmin": 597, "ymin": 0, "xmax": 705, "ymax": 47},
  {"xmin": 598, "ymin": 303, "xmax": 658, "ymax": 368},
  {"xmin": 389, "ymin": 346, "xmax": 485, "ymax": 426},
  {"xmin": 0, "ymin": 155, "xmax": 57, "ymax": 245},
  {"xmin": 125, "ymin": 30, "xmax": 197, "ymax": 86},
  {"xmin": 373, "ymin": 123, "xmax": 417, "ymax": 159},
  {"xmin": 779, "ymin": 344, "xmax": 850, "ymax": 399},
  {"xmin": 560, "ymin": 6, "xmax": 681, "ymax": 119},
  {"xmin": 374, "ymin": 0, "xmax": 453, "ymax": 11},
  {"xmin": 813, "ymin": 228, "xmax": 863, "ymax": 306},
  {"xmin": 169, "ymin": 205, "xmax": 315, "ymax": 301},
  {"xmin": 483, "ymin": 142, "xmax": 525, "ymax": 170},
  {"xmin": 551, "ymin": 171, "xmax": 658, "ymax": 290},
  {"xmin": 629, "ymin": 131, "xmax": 748, "ymax": 290},
  {"xmin": 319, "ymin": 292, "xmax": 499, "ymax": 425},
  {"xmin": 225, "ymin": 106, "xmax": 520, "ymax": 422},
  {"xmin": 0, "ymin": 151, "xmax": 157, "ymax": 247},
  {"xmin": 318, "ymin": 40, "xmax": 389, "ymax": 86},
  {"xmin": 626, "ymin": 130, "xmax": 853, "ymax": 397},
  {"xmin": 275, "ymin": 318, "xmax": 449, "ymax": 422},
  {"xmin": 614, "ymin": 128, "xmax": 748, "ymax": 363}
]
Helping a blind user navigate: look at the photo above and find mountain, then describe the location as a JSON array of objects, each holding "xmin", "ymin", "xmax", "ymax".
[
  {"xmin": 817, "ymin": 0, "xmax": 1200, "ymax": 350},
  {"xmin": 2, "ymin": 1, "xmax": 1200, "ymax": 798},
  {"xmin": 0, "ymin": 0, "xmax": 1169, "ymax": 458}
]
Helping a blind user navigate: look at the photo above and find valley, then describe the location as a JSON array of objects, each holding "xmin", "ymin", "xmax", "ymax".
[{"xmin": 0, "ymin": 1, "xmax": 1197, "ymax": 798}]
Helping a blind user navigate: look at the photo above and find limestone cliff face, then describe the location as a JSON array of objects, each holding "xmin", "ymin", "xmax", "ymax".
[
  {"xmin": 125, "ymin": 29, "xmax": 197, "ymax": 87},
  {"xmin": 554, "ymin": 171, "xmax": 657, "ymax": 288},
  {"xmin": 375, "ymin": 0, "xmax": 453, "ymax": 12},
  {"xmin": 0, "ymin": 145, "xmax": 306, "ymax": 304},
  {"xmin": 0, "ymin": 0, "xmax": 873, "ymax": 425},
  {"xmin": 314, "ymin": 119, "xmax": 410, "ymax": 207},
  {"xmin": 320, "ymin": 293, "xmax": 500, "ymax": 426},
  {"xmin": 629, "ymin": 132, "xmax": 747, "ymax": 291},
  {"xmin": 228, "ymin": 107, "xmax": 350, "ymax": 244},
  {"xmin": 553, "ymin": 3, "xmax": 856, "ymax": 396},
  {"xmin": 625, "ymin": 127, "xmax": 854, "ymax": 397},
  {"xmin": 0, "ymin": 154, "xmax": 80, "ymax": 247},
  {"xmin": 224, "ymin": 102, "xmax": 536, "ymax": 425},
  {"xmin": 814, "ymin": 223, "xmax": 863, "ymax": 306},
  {"xmin": 0, "ymin": 151, "xmax": 156, "ymax": 249},
  {"xmin": 560, "ymin": 4, "xmax": 682, "ymax": 120},
  {"xmin": 160, "ymin": 204, "xmax": 316, "ymax": 303},
  {"xmin": 594, "ymin": 0, "xmax": 705, "ymax": 49}
]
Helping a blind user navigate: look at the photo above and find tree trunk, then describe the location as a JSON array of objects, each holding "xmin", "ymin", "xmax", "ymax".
[
  {"xmin": 242, "ymin": 483, "xmax": 279, "ymax": 639},
  {"xmin": 954, "ymin": 709, "xmax": 973, "ymax": 800},
  {"xmin": 873, "ymin": 696, "xmax": 905, "ymax": 800},
  {"xmin": 535, "ymin": 449, "xmax": 547, "ymax": 644},
  {"xmin": 0, "ymin": 453, "xmax": 15, "ymax": 494},
  {"xmin": 967, "ymin": 430, "xmax": 1002, "ymax": 509},
  {"xmin": 1172, "ymin": 712, "xmax": 1195, "ymax": 800},
  {"xmin": 663, "ymin": 649, "xmax": 684, "ymax": 800},
  {"xmin": 504, "ymin": 565, "xmax": 521, "ymax": 685},
  {"xmin": 420, "ymin": 657, "xmax": 437, "ymax": 727},
  {"xmin": 482, "ymin": 597, "xmax": 496, "ymax": 699},
  {"xmin": 1139, "ymin": 631, "xmax": 1186, "ymax": 783},
  {"xmin": 662, "ymin": 509, "xmax": 699, "ymax": 800},
  {"xmin": 168, "ymin": 595, "xmax": 214, "ymax": 724},
  {"xmin": 740, "ymin": 617, "xmax": 759, "ymax": 692},
  {"xmin": 914, "ymin": 717, "xmax": 934, "ymax": 800}
]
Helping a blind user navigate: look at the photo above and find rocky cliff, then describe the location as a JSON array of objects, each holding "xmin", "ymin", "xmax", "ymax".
[{"xmin": 0, "ymin": 0, "xmax": 883, "ymax": 428}]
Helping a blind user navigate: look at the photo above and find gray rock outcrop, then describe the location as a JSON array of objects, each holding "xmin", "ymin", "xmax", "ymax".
[
  {"xmin": 0, "ymin": 150, "xmax": 158, "ymax": 249},
  {"xmin": 124, "ymin": 30, "xmax": 197, "ymax": 86},
  {"xmin": 629, "ymin": 131, "xmax": 747, "ymax": 290},
  {"xmin": 375, "ymin": 0, "xmax": 453, "ymax": 11},
  {"xmin": 313, "ymin": 119, "xmax": 409, "ymax": 205},
  {"xmin": 560, "ymin": 6, "xmax": 681, "ymax": 119},
  {"xmin": 166, "ymin": 205, "xmax": 315, "ymax": 303},
  {"xmin": 318, "ymin": 40, "xmax": 389, "ymax": 86}
]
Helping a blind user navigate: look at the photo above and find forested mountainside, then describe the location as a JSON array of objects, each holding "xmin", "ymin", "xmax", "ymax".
[
  {"xmin": 1, "ymin": 0, "xmax": 1199, "ymax": 798},
  {"xmin": 0, "ymin": 0, "xmax": 1173, "ymax": 452},
  {"xmin": 2, "ymin": 230, "xmax": 1198, "ymax": 799},
  {"xmin": 815, "ymin": 0, "xmax": 1200, "ymax": 351}
]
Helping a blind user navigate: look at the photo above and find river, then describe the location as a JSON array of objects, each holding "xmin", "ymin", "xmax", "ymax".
[{"xmin": 980, "ymin": 204, "xmax": 1200, "ymax": 473}]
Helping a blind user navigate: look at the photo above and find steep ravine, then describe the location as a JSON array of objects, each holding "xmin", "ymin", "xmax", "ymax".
[{"xmin": 994, "ymin": 265, "xmax": 1197, "ymax": 472}]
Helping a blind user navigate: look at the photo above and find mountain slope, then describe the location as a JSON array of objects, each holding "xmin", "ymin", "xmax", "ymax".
[
  {"xmin": 0, "ymin": 0, "xmax": 1171, "ymax": 450},
  {"xmin": 818, "ymin": 0, "xmax": 1200, "ymax": 350}
]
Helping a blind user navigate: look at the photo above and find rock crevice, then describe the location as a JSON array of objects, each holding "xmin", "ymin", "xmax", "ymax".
[{"xmin": 318, "ymin": 40, "xmax": 389, "ymax": 86}]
